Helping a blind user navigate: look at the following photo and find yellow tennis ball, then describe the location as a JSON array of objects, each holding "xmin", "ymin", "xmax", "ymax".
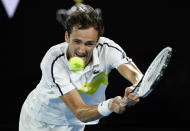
[
  {"xmin": 69, "ymin": 57, "xmax": 85, "ymax": 71},
  {"xmin": 74, "ymin": 0, "xmax": 83, "ymax": 3}
]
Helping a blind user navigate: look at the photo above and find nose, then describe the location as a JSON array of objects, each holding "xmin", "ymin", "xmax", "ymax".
[{"xmin": 78, "ymin": 44, "xmax": 86, "ymax": 54}]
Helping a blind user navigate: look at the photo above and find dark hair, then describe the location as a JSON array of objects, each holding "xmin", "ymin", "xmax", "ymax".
[{"xmin": 66, "ymin": 4, "xmax": 104, "ymax": 38}]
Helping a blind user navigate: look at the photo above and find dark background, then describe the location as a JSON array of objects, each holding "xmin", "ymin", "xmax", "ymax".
[{"xmin": 0, "ymin": 0, "xmax": 189, "ymax": 130}]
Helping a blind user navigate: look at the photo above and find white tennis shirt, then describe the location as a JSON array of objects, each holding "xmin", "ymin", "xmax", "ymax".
[{"xmin": 24, "ymin": 37, "xmax": 132, "ymax": 125}]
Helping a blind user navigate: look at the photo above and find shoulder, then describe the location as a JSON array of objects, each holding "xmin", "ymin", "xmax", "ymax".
[
  {"xmin": 44, "ymin": 42, "xmax": 68, "ymax": 59},
  {"xmin": 48, "ymin": 42, "xmax": 67, "ymax": 55},
  {"xmin": 41, "ymin": 42, "xmax": 68, "ymax": 66},
  {"xmin": 98, "ymin": 37, "xmax": 115, "ymax": 45},
  {"xmin": 97, "ymin": 37, "xmax": 123, "ymax": 53}
]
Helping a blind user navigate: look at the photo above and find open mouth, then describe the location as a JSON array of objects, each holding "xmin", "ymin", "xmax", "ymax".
[{"xmin": 75, "ymin": 53, "xmax": 87, "ymax": 60}]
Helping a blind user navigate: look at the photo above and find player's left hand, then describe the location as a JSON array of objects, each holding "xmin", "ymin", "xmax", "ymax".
[{"xmin": 122, "ymin": 86, "xmax": 140, "ymax": 107}]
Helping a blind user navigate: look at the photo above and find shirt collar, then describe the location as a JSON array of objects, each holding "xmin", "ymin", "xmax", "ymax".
[{"xmin": 92, "ymin": 47, "xmax": 100, "ymax": 67}]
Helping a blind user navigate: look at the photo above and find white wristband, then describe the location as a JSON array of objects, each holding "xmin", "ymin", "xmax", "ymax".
[{"xmin": 98, "ymin": 99, "xmax": 112, "ymax": 116}]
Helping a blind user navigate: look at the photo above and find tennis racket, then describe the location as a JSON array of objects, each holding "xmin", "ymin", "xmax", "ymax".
[{"xmin": 131, "ymin": 46, "xmax": 172, "ymax": 98}]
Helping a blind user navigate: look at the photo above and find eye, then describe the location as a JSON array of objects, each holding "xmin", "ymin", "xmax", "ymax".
[
  {"xmin": 73, "ymin": 39, "xmax": 82, "ymax": 44},
  {"xmin": 85, "ymin": 42, "xmax": 96, "ymax": 47}
]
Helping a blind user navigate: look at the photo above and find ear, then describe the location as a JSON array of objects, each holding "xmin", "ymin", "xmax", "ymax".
[{"xmin": 65, "ymin": 31, "xmax": 69, "ymax": 43}]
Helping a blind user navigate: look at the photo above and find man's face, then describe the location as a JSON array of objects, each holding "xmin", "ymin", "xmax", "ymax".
[{"xmin": 65, "ymin": 27, "xmax": 99, "ymax": 66}]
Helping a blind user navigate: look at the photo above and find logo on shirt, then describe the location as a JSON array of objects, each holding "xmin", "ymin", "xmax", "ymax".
[
  {"xmin": 93, "ymin": 70, "xmax": 99, "ymax": 74},
  {"xmin": 121, "ymin": 52, "xmax": 127, "ymax": 59}
]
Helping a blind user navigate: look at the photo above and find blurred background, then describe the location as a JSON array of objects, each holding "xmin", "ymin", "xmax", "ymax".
[{"xmin": 0, "ymin": 0, "xmax": 189, "ymax": 130}]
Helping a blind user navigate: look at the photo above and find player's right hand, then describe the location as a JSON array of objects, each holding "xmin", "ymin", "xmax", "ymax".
[
  {"xmin": 108, "ymin": 96, "xmax": 126, "ymax": 114},
  {"xmin": 122, "ymin": 87, "xmax": 140, "ymax": 107}
]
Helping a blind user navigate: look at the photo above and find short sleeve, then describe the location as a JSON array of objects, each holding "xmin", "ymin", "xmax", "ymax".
[
  {"xmin": 40, "ymin": 52, "xmax": 75, "ymax": 97},
  {"xmin": 106, "ymin": 42, "xmax": 132, "ymax": 69}
]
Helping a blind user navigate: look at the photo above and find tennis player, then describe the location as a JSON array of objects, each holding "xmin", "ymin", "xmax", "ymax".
[{"xmin": 19, "ymin": 4, "xmax": 143, "ymax": 131}]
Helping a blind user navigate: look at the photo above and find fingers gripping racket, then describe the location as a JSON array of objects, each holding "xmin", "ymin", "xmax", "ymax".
[{"xmin": 131, "ymin": 47, "xmax": 172, "ymax": 98}]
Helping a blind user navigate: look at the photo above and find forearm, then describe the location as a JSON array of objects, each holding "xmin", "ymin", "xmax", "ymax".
[
  {"xmin": 74, "ymin": 99, "xmax": 113, "ymax": 122},
  {"xmin": 118, "ymin": 62, "xmax": 143, "ymax": 85},
  {"xmin": 74, "ymin": 105, "xmax": 103, "ymax": 123},
  {"xmin": 61, "ymin": 89, "xmax": 133, "ymax": 123},
  {"xmin": 128, "ymin": 62, "xmax": 143, "ymax": 84},
  {"xmin": 60, "ymin": 90, "xmax": 110, "ymax": 123}
]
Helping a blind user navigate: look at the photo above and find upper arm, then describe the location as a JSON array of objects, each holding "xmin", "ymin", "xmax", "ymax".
[
  {"xmin": 60, "ymin": 89, "xmax": 103, "ymax": 123},
  {"xmin": 117, "ymin": 62, "xmax": 143, "ymax": 85},
  {"xmin": 101, "ymin": 40, "xmax": 143, "ymax": 84}
]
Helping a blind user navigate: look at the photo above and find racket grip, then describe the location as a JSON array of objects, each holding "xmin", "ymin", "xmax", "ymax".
[
  {"xmin": 122, "ymin": 103, "xmax": 127, "ymax": 107},
  {"xmin": 131, "ymin": 92, "xmax": 137, "ymax": 96}
]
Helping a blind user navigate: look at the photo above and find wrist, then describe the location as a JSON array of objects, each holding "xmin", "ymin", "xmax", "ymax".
[{"xmin": 98, "ymin": 99, "xmax": 112, "ymax": 116}]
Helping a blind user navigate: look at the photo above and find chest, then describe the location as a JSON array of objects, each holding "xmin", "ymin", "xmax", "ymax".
[{"xmin": 69, "ymin": 66, "xmax": 111, "ymax": 95}]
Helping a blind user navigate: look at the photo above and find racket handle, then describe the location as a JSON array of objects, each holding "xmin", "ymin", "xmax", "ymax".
[
  {"xmin": 122, "ymin": 91, "xmax": 138, "ymax": 107},
  {"xmin": 122, "ymin": 103, "xmax": 127, "ymax": 107},
  {"xmin": 131, "ymin": 92, "xmax": 137, "ymax": 96}
]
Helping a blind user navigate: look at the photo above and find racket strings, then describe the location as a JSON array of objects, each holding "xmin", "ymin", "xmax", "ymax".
[
  {"xmin": 137, "ymin": 48, "xmax": 172, "ymax": 97},
  {"xmin": 143, "ymin": 56, "xmax": 166, "ymax": 87}
]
